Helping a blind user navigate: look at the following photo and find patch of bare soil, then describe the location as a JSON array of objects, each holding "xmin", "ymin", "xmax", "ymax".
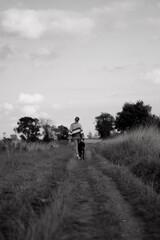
[{"xmin": 54, "ymin": 149, "xmax": 144, "ymax": 240}]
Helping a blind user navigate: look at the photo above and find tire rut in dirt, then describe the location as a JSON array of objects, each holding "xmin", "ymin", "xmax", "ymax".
[
  {"xmin": 88, "ymin": 150, "xmax": 144, "ymax": 240},
  {"xmin": 55, "ymin": 160, "xmax": 114, "ymax": 240},
  {"xmin": 54, "ymin": 152, "xmax": 144, "ymax": 240},
  {"xmin": 88, "ymin": 165, "xmax": 143, "ymax": 240}
]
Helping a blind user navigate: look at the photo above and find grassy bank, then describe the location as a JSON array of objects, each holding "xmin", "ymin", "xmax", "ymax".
[
  {"xmin": 95, "ymin": 125, "xmax": 160, "ymax": 193},
  {"xmin": 92, "ymin": 153, "xmax": 160, "ymax": 240},
  {"xmin": 0, "ymin": 142, "xmax": 72, "ymax": 240}
]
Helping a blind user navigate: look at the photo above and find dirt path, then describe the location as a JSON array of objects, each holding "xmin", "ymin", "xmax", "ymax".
[{"xmin": 54, "ymin": 149, "xmax": 144, "ymax": 240}]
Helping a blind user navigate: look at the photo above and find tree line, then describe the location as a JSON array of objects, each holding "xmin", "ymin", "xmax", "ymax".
[
  {"xmin": 95, "ymin": 100, "xmax": 160, "ymax": 138},
  {"xmin": 8, "ymin": 100, "xmax": 160, "ymax": 142},
  {"xmin": 13, "ymin": 117, "xmax": 69, "ymax": 142}
]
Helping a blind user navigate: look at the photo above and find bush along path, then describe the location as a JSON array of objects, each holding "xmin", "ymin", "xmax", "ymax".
[{"xmin": 27, "ymin": 148, "xmax": 144, "ymax": 240}]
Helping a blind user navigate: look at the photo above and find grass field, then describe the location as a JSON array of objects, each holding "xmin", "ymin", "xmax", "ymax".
[
  {"xmin": 0, "ymin": 126, "xmax": 160, "ymax": 239},
  {"xmin": 0, "ymin": 142, "xmax": 73, "ymax": 240},
  {"xmin": 95, "ymin": 125, "xmax": 160, "ymax": 193}
]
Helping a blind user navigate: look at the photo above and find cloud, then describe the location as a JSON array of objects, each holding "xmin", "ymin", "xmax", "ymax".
[
  {"xmin": 19, "ymin": 93, "xmax": 48, "ymax": 118},
  {"xmin": 0, "ymin": 45, "xmax": 15, "ymax": 60},
  {"xmin": 19, "ymin": 93, "xmax": 44, "ymax": 104},
  {"xmin": 105, "ymin": 91, "xmax": 119, "ymax": 97},
  {"xmin": 102, "ymin": 65, "xmax": 126, "ymax": 71},
  {"xmin": 27, "ymin": 47, "xmax": 58, "ymax": 68},
  {"xmin": 21, "ymin": 105, "xmax": 39, "ymax": 116},
  {"xmin": 29, "ymin": 48, "xmax": 57, "ymax": 60},
  {"xmin": 21, "ymin": 105, "xmax": 50, "ymax": 119},
  {"xmin": 141, "ymin": 68, "xmax": 160, "ymax": 84},
  {"xmin": 3, "ymin": 102, "xmax": 14, "ymax": 110},
  {"xmin": 34, "ymin": 61, "xmax": 55, "ymax": 68},
  {"xmin": 147, "ymin": 16, "xmax": 160, "ymax": 29},
  {"xmin": 0, "ymin": 8, "xmax": 94, "ymax": 39},
  {"xmin": 92, "ymin": 0, "xmax": 137, "ymax": 15},
  {"xmin": 52, "ymin": 100, "xmax": 83, "ymax": 110},
  {"xmin": 3, "ymin": 102, "xmax": 14, "ymax": 116},
  {"xmin": 1, "ymin": 9, "xmax": 45, "ymax": 39},
  {"xmin": 90, "ymin": 0, "xmax": 140, "ymax": 31},
  {"xmin": 39, "ymin": 112, "xmax": 50, "ymax": 118},
  {"xmin": 0, "ymin": 63, "xmax": 6, "ymax": 72},
  {"xmin": 53, "ymin": 103, "xmax": 62, "ymax": 110}
]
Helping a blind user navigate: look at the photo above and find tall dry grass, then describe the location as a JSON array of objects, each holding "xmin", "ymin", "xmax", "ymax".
[
  {"xmin": 93, "ymin": 154, "xmax": 160, "ymax": 240},
  {"xmin": 96, "ymin": 125, "xmax": 160, "ymax": 192},
  {"xmin": 26, "ymin": 177, "xmax": 76, "ymax": 240},
  {"xmin": 0, "ymin": 141, "xmax": 73, "ymax": 240}
]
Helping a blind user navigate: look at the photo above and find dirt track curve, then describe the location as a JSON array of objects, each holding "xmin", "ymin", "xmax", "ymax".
[{"xmin": 54, "ymin": 148, "xmax": 144, "ymax": 240}]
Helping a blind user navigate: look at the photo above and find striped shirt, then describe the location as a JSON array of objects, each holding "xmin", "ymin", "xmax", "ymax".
[{"xmin": 69, "ymin": 122, "xmax": 84, "ymax": 139}]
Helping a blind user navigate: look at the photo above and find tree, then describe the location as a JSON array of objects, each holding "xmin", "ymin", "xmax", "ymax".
[
  {"xmin": 39, "ymin": 118, "xmax": 55, "ymax": 142},
  {"xmin": 87, "ymin": 132, "xmax": 93, "ymax": 139},
  {"xmin": 115, "ymin": 100, "xmax": 152, "ymax": 131},
  {"xmin": 10, "ymin": 134, "xmax": 18, "ymax": 141},
  {"xmin": 57, "ymin": 125, "xmax": 69, "ymax": 140},
  {"xmin": 147, "ymin": 114, "xmax": 160, "ymax": 129},
  {"xmin": 16, "ymin": 117, "xmax": 40, "ymax": 141},
  {"xmin": 95, "ymin": 113, "xmax": 115, "ymax": 138}
]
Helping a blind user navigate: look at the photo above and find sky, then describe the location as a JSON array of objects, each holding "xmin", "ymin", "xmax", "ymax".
[{"xmin": 0, "ymin": 0, "xmax": 160, "ymax": 138}]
